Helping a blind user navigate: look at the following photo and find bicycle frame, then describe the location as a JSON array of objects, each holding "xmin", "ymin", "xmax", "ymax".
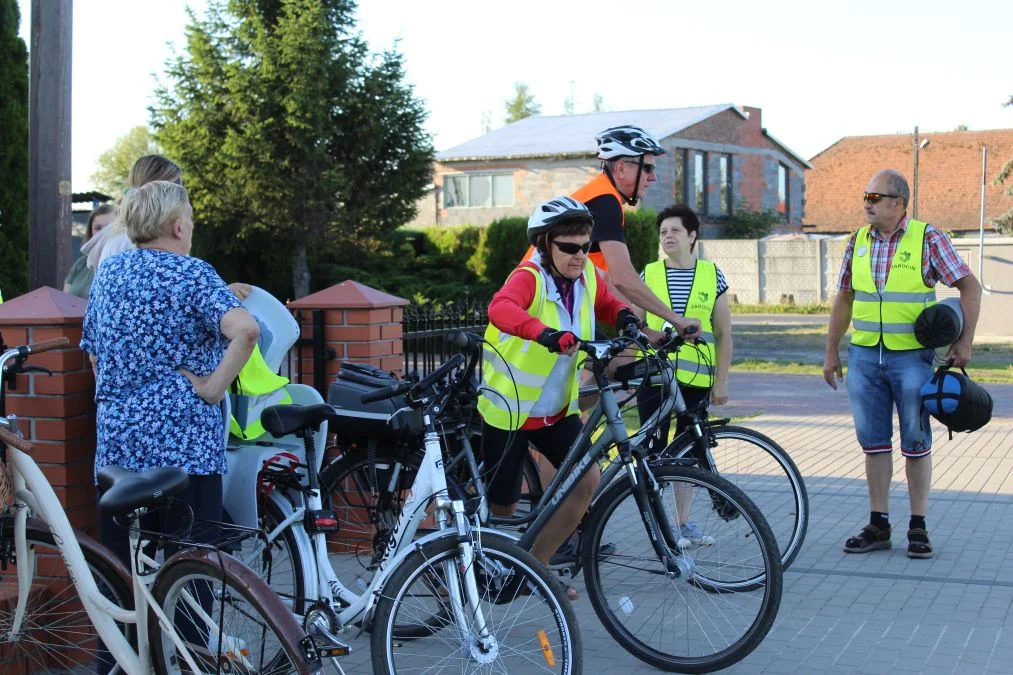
[
  {"xmin": 497, "ymin": 340, "xmax": 691, "ymax": 566},
  {"xmin": 262, "ymin": 406, "xmax": 491, "ymax": 634}
]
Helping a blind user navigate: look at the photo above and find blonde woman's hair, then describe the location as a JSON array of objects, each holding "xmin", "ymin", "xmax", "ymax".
[
  {"xmin": 128, "ymin": 155, "xmax": 183, "ymax": 188},
  {"xmin": 120, "ymin": 181, "xmax": 189, "ymax": 245}
]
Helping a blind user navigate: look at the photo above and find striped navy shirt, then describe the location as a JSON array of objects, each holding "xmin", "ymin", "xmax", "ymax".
[{"xmin": 640, "ymin": 263, "xmax": 729, "ymax": 317}]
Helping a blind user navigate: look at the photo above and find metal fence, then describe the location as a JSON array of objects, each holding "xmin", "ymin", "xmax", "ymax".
[
  {"xmin": 402, "ymin": 296, "xmax": 488, "ymax": 377},
  {"xmin": 280, "ymin": 308, "xmax": 336, "ymax": 398}
]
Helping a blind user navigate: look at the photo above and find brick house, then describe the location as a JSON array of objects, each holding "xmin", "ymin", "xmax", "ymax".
[
  {"xmin": 416, "ymin": 104, "xmax": 810, "ymax": 232},
  {"xmin": 805, "ymin": 129, "xmax": 1013, "ymax": 234}
]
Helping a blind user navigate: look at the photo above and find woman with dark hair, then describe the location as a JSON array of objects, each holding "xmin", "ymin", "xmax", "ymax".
[
  {"xmin": 63, "ymin": 203, "xmax": 117, "ymax": 299},
  {"xmin": 478, "ymin": 196, "xmax": 640, "ymax": 596},
  {"xmin": 635, "ymin": 204, "xmax": 733, "ymax": 548}
]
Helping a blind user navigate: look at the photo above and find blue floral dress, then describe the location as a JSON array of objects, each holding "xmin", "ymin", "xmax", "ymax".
[{"xmin": 81, "ymin": 249, "xmax": 241, "ymax": 480}]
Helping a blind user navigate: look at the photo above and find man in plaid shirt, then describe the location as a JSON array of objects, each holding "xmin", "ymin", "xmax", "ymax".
[{"xmin": 823, "ymin": 169, "xmax": 981, "ymax": 559}]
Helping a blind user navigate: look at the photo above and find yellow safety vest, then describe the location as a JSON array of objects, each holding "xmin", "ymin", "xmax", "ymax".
[
  {"xmin": 643, "ymin": 259, "xmax": 717, "ymax": 388},
  {"xmin": 229, "ymin": 344, "xmax": 292, "ymax": 440},
  {"xmin": 851, "ymin": 219, "xmax": 936, "ymax": 350},
  {"xmin": 478, "ymin": 258, "xmax": 597, "ymax": 430}
]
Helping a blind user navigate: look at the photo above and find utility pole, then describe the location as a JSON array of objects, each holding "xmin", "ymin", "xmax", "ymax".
[
  {"xmin": 912, "ymin": 125, "xmax": 920, "ymax": 220},
  {"xmin": 28, "ymin": 0, "xmax": 73, "ymax": 291}
]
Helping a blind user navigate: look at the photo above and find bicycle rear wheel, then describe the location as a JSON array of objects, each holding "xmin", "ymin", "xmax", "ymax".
[
  {"xmin": 582, "ymin": 464, "xmax": 781, "ymax": 673},
  {"xmin": 149, "ymin": 548, "xmax": 315, "ymax": 675},
  {"xmin": 371, "ymin": 530, "xmax": 581, "ymax": 674},
  {"xmin": 665, "ymin": 425, "xmax": 808, "ymax": 573},
  {"xmin": 0, "ymin": 518, "xmax": 134, "ymax": 673}
]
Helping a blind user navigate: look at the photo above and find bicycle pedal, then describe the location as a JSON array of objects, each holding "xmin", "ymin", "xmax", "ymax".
[{"xmin": 318, "ymin": 641, "xmax": 351, "ymax": 658}]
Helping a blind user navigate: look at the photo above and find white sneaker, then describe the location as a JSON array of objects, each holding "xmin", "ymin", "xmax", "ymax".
[{"xmin": 677, "ymin": 522, "xmax": 715, "ymax": 550}]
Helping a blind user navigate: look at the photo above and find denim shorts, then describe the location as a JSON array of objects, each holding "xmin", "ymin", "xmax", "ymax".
[{"xmin": 846, "ymin": 344, "xmax": 933, "ymax": 457}]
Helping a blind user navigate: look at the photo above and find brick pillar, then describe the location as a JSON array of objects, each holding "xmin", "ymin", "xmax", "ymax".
[
  {"xmin": 288, "ymin": 280, "xmax": 409, "ymax": 389},
  {"xmin": 0, "ymin": 288, "xmax": 97, "ymax": 535}
]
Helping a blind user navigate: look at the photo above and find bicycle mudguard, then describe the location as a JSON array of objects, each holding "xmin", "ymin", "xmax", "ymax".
[{"xmin": 223, "ymin": 383, "xmax": 327, "ymax": 530}]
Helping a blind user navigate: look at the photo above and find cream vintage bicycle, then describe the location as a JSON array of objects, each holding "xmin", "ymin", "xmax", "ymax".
[{"xmin": 0, "ymin": 336, "xmax": 332, "ymax": 674}]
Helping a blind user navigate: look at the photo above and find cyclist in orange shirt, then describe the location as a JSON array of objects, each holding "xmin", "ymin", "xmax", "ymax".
[{"xmin": 527, "ymin": 126, "xmax": 701, "ymax": 338}]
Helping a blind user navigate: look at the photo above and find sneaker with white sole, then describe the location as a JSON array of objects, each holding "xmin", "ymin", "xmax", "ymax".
[{"xmin": 677, "ymin": 522, "xmax": 715, "ymax": 549}]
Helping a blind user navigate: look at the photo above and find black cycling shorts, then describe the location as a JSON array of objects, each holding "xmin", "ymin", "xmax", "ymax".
[{"xmin": 481, "ymin": 415, "xmax": 583, "ymax": 507}]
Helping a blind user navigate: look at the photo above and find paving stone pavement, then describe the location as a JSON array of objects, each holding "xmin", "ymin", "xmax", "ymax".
[{"xmin": 330, "ymin": 371, "xmax": 1013, "ymax": 673}]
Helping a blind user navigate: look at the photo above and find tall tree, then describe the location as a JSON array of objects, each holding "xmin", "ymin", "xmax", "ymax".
[
  {"xmin": 993, "ymin": 95, "xmax": 1013, "ymax": 235},
  {"xmin": 504, "ymin": 82, "xmax": 540, "ymax": 124},
  {"xmin": 151, "ymin": 0, "xmax": 433, "ymax": 298},
  {"xmin": 91, "ymin": 125, "xmax": 161, "ymax": 197},
  {"xmin": 592, "ymin": 92, "xmax": 606, "ymax": 113},
  {"xmin": 0, "ymin": 0, "xmax": 28, "ymax": 299}
]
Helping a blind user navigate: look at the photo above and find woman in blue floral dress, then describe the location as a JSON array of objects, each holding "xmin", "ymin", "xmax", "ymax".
[{"xmin": 81, "ymin": 180, "xmax": 260, "ymax": 567}]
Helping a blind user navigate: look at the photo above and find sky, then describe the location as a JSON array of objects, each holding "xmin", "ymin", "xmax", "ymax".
[{"xmin": 15, "ymin": 0, "xmax": 1013, "ymax": 190}]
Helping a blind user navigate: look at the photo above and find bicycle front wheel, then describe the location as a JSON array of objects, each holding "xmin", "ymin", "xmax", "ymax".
[
  {"xmin": 0, "ymin": 518, "xmax": 134, "ymax": 673},
  {"xmin": 371, "ymin": 530, "xmax": 582, "ymax": 674},
  {"xmin": 582, "ymin": 464, "xmax": 781, "ymax": 673},
  {"xmin": 666, "ymin": 425, "xmax": 808, "ymax": 572},
  {"xmin": 149, "ymin": 548, "xmax": 314, "ymax": 675}
]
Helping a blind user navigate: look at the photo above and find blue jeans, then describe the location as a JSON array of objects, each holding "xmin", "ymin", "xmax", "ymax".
[{"xmin": 846, "ymin": 344, "xmax": 933, "ymax": 457}]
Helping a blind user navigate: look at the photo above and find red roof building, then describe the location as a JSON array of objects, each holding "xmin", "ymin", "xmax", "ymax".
[{"xmin": 805, "ymin": 129, "xmax": 1013, "ymax": 234}]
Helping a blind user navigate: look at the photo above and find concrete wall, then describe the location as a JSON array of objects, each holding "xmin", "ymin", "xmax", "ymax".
[{"xmin": 694, "ymin": 236, "xmax": 1013, "ymax": 338}]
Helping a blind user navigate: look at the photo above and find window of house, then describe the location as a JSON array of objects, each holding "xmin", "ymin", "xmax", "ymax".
[
  {"xmin": 719, "ymin": 154, "xmax": 732, "ymax": 216},
  {"xmin": 777, "ymin": 164, "xmax": 789, "ymax": 219},
  {"xmin": 694, "ymin": 152, "xmax": 706, "ymax": 213},
  {"xmin": 443, "ymin": 173, "xmax": 515, "ymax": 208},
  {"xmin": 673, "ymin": 149, "xmax": 687, "ymax": 203}
]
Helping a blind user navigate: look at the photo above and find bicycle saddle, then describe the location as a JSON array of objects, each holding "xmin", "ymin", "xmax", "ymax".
[
  {"xmin": 261, "ymin": 403, "xmax": 336, "ymax": 437},
  {"xmin": 97, "ymin": 465, "xmax": 190, "ymax": 518}
]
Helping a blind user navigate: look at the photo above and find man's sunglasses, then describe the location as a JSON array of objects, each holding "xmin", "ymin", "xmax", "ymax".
[
  {"xmin": 863, "ymin": 192, "xmax": 900, "ymax": 204},
  {"xmin": 622, "ymin": 160, "xmax": 657, "ymax": 175},
  {"xmin": 553, "ymin": 240, "xmax": 592, "ymax": 255}
]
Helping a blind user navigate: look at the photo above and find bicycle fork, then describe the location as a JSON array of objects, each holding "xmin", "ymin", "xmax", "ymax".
[
  {"xmin": 622, "ymin": 450, "xmax": 691, "ymax": 577},
  {"xmin": 436, "ymin": 496, "xmax": 497, "ymax": 659}
]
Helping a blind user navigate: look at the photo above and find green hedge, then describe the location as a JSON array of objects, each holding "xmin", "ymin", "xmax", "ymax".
[{"xmin": 623, "ymin": 208, "xmax": 659, "ymax": 271}]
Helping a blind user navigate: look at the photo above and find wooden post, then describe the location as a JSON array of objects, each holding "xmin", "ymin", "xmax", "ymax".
[{"xmin": 28, "ymin": 0, "xmax": 74, "ymax": 291}]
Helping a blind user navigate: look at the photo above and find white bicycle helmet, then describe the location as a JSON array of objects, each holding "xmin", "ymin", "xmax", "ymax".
[
  {"xmin": 595, "ymin": 125, "xmax": 665, "ymax": 160},
  {"xmin": 527, "ymin": 197, "xmax": 595, "ymax": 244}
]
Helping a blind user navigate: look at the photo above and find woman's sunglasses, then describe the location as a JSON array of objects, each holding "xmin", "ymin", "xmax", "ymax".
[
  {"xmin": 553, "ymin": 241, "xmax": 592, "ymax": 255},
  {"xmin": 863, "ymin": 192, "xmax": 899, "ymax": 204}
]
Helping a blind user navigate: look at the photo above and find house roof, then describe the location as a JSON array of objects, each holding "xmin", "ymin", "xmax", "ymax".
[
  {"xmin": 437, "ymin": 104, "xmax": 748, "ymax": 161},
  {"xmin": 805, "ymin": 129, "xmax": 1013, "ymax": 233}
]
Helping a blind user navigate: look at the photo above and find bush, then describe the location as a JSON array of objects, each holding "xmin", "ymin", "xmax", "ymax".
[
  {"xmin": 623, "ymin": 208, "xmax": 659, "ymax": 271},
  {"xmin": 723, "ymin": 207, "xmax": 781, "ymax": 239},
  {"xmin": 479, "ymin": 216, "xmax": 529, "ymax": 286}
]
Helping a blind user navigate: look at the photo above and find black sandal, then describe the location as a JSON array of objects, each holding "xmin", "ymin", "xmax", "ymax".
[
  {"xmin": 907, "ymin": 528, "xmax": 934, "ymax": 559},
  {"xmin": 843, "ymin": 524, "xmax": 892, "ymax": 553}
]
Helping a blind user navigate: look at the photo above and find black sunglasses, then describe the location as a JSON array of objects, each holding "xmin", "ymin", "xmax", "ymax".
[
  {"xmin": 863, "ymin": 192, "xmax": 900, "ymax": 204},
  {"xmin": 552, "ymin": 240, "xmax": 592, "ymax": 255},
  {"xmin": 622, "ymin": 160, "xmax": 657, "ymax": 175}
]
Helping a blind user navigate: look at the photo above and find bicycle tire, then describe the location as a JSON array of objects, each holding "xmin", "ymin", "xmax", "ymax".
[
  {"xmin": 582, "ymin": 464, "xmax": 782, "ymax": 673},
  {"xmin": 149, "ymin": 548, "xmax": 315, "ymax": 675},
  {"xmin": 241, "ymin": 491, "xmax": 306, "ymax": 617},
  {"xmin": 370, "ymin": 530, "xmax": 582, "ymax": 674},
  {"xmin": 0, "ymin": 518, "xmax": 134, "ymax": 673},
  {"xmin": 663, "ymin": 425, "xmax": 808, "ymax": 572}
]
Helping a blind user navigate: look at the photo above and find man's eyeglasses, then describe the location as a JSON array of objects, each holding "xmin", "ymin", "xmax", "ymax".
[
  {"xmin": 553, "ymin": 240, "xmax": 592, "ymax": 255},
  {"xmin": 622, "ymin": 160, "xmax": 657, "ymax": 175},
  {"xmin": 863, "ymin": 192, "xmax": 900, "ymax": 204}
]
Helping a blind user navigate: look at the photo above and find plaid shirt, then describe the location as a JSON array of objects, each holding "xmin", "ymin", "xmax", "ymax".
[{"xmin": 836, "ymin": 216, "xmax": 971, "ymax": 293}]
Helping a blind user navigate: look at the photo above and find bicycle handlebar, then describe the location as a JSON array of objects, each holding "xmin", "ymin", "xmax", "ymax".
[
  {"xmin": 0, "ymin": 427, "xmax": 33, "ymax": 453},
  {"xmin": 410, "ymin": 353, "xmax": 465, "ymax": 399},
  {"xmin": 27, "ymin": 337, "xmax": 70, "ymax": 354}
]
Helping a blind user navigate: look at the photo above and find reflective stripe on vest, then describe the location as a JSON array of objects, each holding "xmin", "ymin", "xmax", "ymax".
[
  {"xmin": 643, "ymin": 259, "xmax": 717, "ymax": 388},
  {"xmin": 851, "ymin": 219, "xmax": 936, "ymax": 350},
  {"xmin": 478, "ymin": 259, "xmax": 597, "ymax": 430},
  {"xmin": 229, "ymin": 343, "xmax": 292, "ymax": 440}
]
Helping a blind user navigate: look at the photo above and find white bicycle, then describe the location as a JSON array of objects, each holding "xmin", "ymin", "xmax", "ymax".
[
  {"xmin": 0, "ymin": 337, "xmax": 329, "ymax": 674},
  {"xmin": 240, "ymin": 353, "xmax": 583, "ymax": 673}
]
